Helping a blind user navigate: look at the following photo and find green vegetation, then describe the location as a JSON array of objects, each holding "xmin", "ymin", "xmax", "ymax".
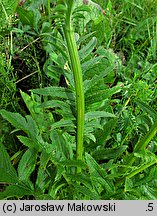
[{"xmin": 0, "ymin": 0, "xmax": 157, "ymax": 200}]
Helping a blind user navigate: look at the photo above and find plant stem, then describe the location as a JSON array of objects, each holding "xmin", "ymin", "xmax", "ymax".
[
  {"xmin": 47, "ymin": 0, "xmax": 51, "ymax": 22},
  {"xmin": 63, "ymin": 1, "xmax": 85, "ymax": 172}
]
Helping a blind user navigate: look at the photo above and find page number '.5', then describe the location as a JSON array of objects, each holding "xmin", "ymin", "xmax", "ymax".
[{"xmin": 147, "ymin": 203, "xmax": 154, "ymax": 211}]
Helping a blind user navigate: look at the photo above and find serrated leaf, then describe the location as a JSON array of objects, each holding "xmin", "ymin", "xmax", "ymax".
[
  {"xmin": 20, "ymin": 90, "xmax": 40, "ymax": 116},
  {"xmin": 17, "ymin": 136, "xmax": 39, "ymax": 150},
  {"xmin": 85, "ymin": 111, "xmax": 115, "ymax": 121},
  {"xmin": 84, "ymin": 132, "xmax": 96, "ymax": 142},
  {"xmin": 41, "ymin": 100, "xmax": 75, "ymax": 120},
  {"xmin": 31, "ymin": 86, "xmax": 75, "ymax": 101},
  {"xmin": 79, "ymin": 37, "xmax": 97, "ymax": 61},
  {"xmin": 58, "ymin": 159, "xmax": 87, "ymax": 169},
  {"xmin": 0, "ymin": 183, "xmax": 33, "ymax": 200},
  {"xmin": 67, "ymin": 173, "xmax": 92, "ymax": 189},
  {"xmin": 86, "ymin": 87, "xmax": 121, "ymax": 108},
  {"xmin": 0, "ymin": 109, "xmax": 28, "ymax": 133},
  {"xmin": 139, "ymin": 115, "xmax": 153, "ymax": 129},
  {"xmin": 18, "ymin": 149, "xmax": 38, "ymax": 182},
  {"xmin": 77, "ymin": 32, "xmax": 95, "ymax": 46},
  {"xmin": 42, "ymin": 40, "xmax": 68, "ymax": 60},
  {"xmin": 95, "ymin": 118, "xmax": 118, "ymax": 146},
  {"xmin": 74, "ymin": 183, "xmax": 99, "ymax": 200},
  {"xmin": 84, "ymin": 65, "xmax": 115, "ymax": 92},
  {"xmin": 134, "ymin": 120, "xmax": 157, "ymax": 152},
  {"xmin": 0, "ymin": 110, "xmax": 39, "ymax": 139},
  {"xmin": 82, "ymin": 56, "xmax": 104, "ymax": 73},
  {"xmin": 135, "ymin": 166, "xmax": 157, "ymax": 186},
  {"xmin": 50, "ymin": 130, "xmax": 70, "ymax": 159},
  {"xmin": 0, "ymin": 143, "xmax": 18, "ymax": 184},
  {"xmin": 91, "ymin": 145, "xmax": 127, "ymax": 161},
  {"xmin": 49, "ymin": 179, "xmax": 67, "ymax": 198},
  {"xmin": 85, "ymin": 119, "xmax": 103, "ymax": 133},
  {"xmin": 35, "ymin": 167, "xmax": 51, "ymax": 193},
  {"xmin": 140, "ymin": 185, "xmax": 157, "ymax": 199},
  {"xmin": 136, "ymin": 100, "xmax": 157, "ymax": 121},
  {"xmin": 85, "ymin": 153, "xmax": 113, "ymax": 193},
  {"xmin": 51, "ymin": 119, "xmax": 75, "ymax": 130},
  {"xmin": 41, "ymin": 100, "xmax": 72, "ymax": 111},
  {"xmin": 35, "ymin": 151, "xmax": 53, "ymax": 192},
  {"xmin": 125, "ymin": 178, "xmax": 133, "ymax": 191}
]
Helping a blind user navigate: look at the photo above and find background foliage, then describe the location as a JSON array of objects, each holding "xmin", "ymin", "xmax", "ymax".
[{"xmin": 0, "ymin": 0, "xmax": 157, "ymax": 200}]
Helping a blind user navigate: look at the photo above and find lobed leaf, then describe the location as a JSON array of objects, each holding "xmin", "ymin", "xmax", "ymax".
[
  {"xmin": 136, "ymin": 100, "xmax": 157, "ymax": 121},
  {"xmin": 79, "ymin": 37, "xmax": 97, "ymax": 61},
  {"xmin": 91, "ymin": 145, "xmax": 128, "ymax": 161},
  {"xmin": 17, "ymin": 136, "xmax": 39, "ymax": 150},
  {"xmin": 0, "ymin": 110, "xmax": 28, "ymax": 133},
  {"xmin": 0, "ymin": 183, "xmax": 34, "ymax": 200},
  {"xmin": 85, "ymin": 111, "xmax": 115, "ymax": 121},
  {"xmin": 74, "ymin": 183, "xmax": 99, "ymax": 200},
  {"xmin": 18, "ymin": 149, "xmax": 38, "ymax": 182},
  {"xmin": 85, "ymin": 153, "xmax": 114, "ymax": 194},
  {"xmin": 31, "ymin": 86, "xmax": 75, "ymax": 101},
  {"xmin": 82, "ymin": 56, "xmax": 104, "ymax": 74}
]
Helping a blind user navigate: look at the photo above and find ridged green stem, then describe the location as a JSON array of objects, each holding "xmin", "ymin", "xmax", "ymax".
[{"xmin": 63, "ymin": 1, "xmax": 84, "ymax": 172}]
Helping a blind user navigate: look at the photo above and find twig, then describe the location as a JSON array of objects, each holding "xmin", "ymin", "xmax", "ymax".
[{"xmin": 15, "ymin": 71, "xmax": 38, "ymax": 84}]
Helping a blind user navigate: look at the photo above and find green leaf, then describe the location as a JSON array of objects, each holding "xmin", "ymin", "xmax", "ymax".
[
  {"xmin": 85, "ymin": 111, "xmax": 115, "ymax": 121},
  {"xmin": 84, "ymin": 65, "xmax": 115, "ymax": 92},
  {"xmin": 53, "ymin": 4, "xmax": 67, "ymax": 13},
  {"xmin": 136, "ymin": 100, "xmax": 157, "ymax": 121},
  {"xmin": 16, "ymin": 6, "xmax": 34, "ymax": 28},
  {"xmin": 41, "ymin": 100, "xmax": 71, "ymax": 110},
  {"xmin": 51, "ymin": 119, "xmax": 75, "ymax": 130},
  {"xmin": 0, "ymin": 110, "xmax": 39, "ymax": 139},
  {"xmin": 91, "ymin": 145, "xmax": 127, "ymax": 161},
  {"xmin": 85, "ymin": 153, "xmax": 113, "ymax": 193},
  {"xmin": 42, "ymin": 40, "xmax": 68, "ymax": 60},
  {"xmin": 0, "ymin": 183, "xmax": 34, "ymax": 200},
  {"xmin": 74, "ymin": 183, "xmax": 99, "ymax": 200},
  {"xmin": 0, "ymin": 0, "xmax": 18, "ymax": 21},
  {"xmin": 50, "ymin": 130, "xmax": 70, "ymax": 160},
  {"xmin": 134, "ymin": 120, "xmax": 157, "ymax": 152},
  {"xmin": 79, "ymin": 37, "xmax": 97, "ymax": 61},
  {"xmin": 73, "ymin": 5, "xmax": 91, "ymax": 14},
  {"xmin": 140, "ymin": 185, "xmax": 157, "ymax": 200},
  {"xmin": 67, "ymin": 173, "xmax": 93, "ymax": 189},
  {"xmin": 35, "ymin": 151, "xmax": 53, "ymax": 192},
  {"xmin": 0, "ymin": 143, "xmax": 18, "ymax": 184},
  {"xmin": 73, "ymin": 13, "xmax": 85, "ymax": 20},
  {"xmin": 85, "ymin": 85, "xmax": 121, "ymax": 108},
  {"xmin": 95, "ymin": 118, "xmax": 118, "ymax": 146},
  {"xmin": 31, "ymin": 86, "xmax": 75, "ymax": 101},
  {"xmin": 77, "ymin": 32, "xmax": 95, "ymax": 46},
  {"xmin": 125, "ymin": 178, "xmax": 133, "ymax": 191},
  {"xmin": 82, "ymin": 56, "xmax": 104, "ymax": 73},
  {"xmin": 17, "ymin": 136, "xmax": 39, "ymax": 150},
  {"xmin": 0, "ymin": 109, "xmax": 27, "ymax": 132},
  {"xmin": 135, "ymin": 166, "xmax": 157, "ymax": 186},
  {"xmin": 20, "ymin": 90, "xmax": 40, "ymax": 116},
  {"xmin": 58, "ymin": 159, "xmax": 87, "ymax": 169},
  {"xmin": 18, "ymin": 149, "xmax": 38, "ymax": 182}
]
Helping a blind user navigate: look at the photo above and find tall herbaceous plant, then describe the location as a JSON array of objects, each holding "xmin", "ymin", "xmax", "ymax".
[{"xmin": 0, "ymin": 0, "xmax": 157, "ymax": 200}]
